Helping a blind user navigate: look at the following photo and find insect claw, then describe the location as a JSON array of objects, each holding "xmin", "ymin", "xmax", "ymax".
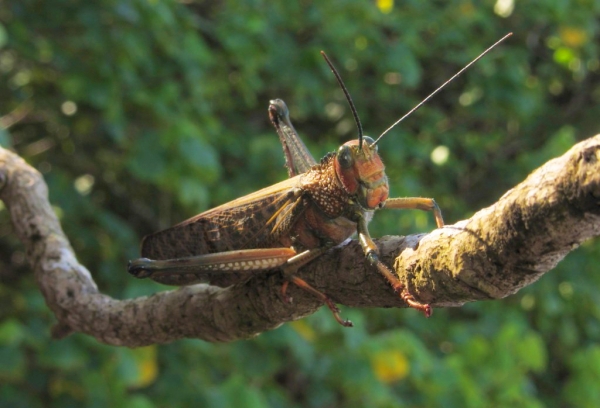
[
  {"xmin": 424, "ymin": 305, "xmax": 432, "ymax": 318},
  {"xmin": 280, "ymin": 281, "xmax": 293, "ymax": 304},
  {"xmin": 340, "ymin": 319, "xmax": 354, "ymax": 328},
  {"xmin": 322, "ymin": 297, "xmax": 353, "ymax": 327},
  {"xmin": 287, "ymin": 275, "xmax": 352, "ymax": 327},
  {"xmin": 401, "ymin": 290, "xmax": 433, "ymax": 317}
]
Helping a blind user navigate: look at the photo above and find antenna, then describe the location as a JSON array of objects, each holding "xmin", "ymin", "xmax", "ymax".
[
  {"xmin": 373, "ymin": 32, "xmax": 513, "ymax": 145},
  {"xmin": 320, "ymin": 51, "xmax": 364, "ymax": 150}
]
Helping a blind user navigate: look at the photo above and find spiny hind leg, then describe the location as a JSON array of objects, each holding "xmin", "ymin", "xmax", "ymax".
[
  {"xmin": 281, "ymin": 247, "xmax": 353, "ymax": 327},
  {"xmin": 128, "ymin": 248, "xmax": 298, "ymax": 285},
  {"xmin": 268, "ymin": 99, "xmax": 317, "ymax": 177},
  {"xmin": 129, "ymin": 244, "xmax": 351, "ymax": 326},
  {"xmin": 357, "ymin": 215, "xmax": 432, "ymax": 317}
]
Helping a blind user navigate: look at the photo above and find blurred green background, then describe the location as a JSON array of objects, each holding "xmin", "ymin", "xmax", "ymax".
[{"xmin": 1, "ymin": 0, "xmax": 600, "ymax": 407}]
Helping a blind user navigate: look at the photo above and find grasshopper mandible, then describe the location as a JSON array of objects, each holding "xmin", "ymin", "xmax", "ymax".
[{"xmin": 128, "ymin": 35, "xmax": 511, "ymax": 327}]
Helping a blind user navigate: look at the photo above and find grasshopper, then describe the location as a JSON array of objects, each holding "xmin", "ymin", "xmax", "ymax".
[{"xmin": 129, "ymin": 36, "xmax": 511, "ymax": 326}]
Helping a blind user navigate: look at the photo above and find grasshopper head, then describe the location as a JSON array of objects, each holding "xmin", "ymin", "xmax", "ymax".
[{"xmin": 334, "ymin": 136, "xmax": 389, "ymax": 210}]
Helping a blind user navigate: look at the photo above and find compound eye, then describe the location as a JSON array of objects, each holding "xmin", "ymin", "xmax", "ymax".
[{"xmin": 337, "ymin": 145, "xmax": 354, "ymax": 168}]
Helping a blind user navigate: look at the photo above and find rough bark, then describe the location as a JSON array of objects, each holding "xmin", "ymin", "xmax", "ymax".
[{"xmin": 1, "ymin": 135, "xmax": 599, "ymax": 345}]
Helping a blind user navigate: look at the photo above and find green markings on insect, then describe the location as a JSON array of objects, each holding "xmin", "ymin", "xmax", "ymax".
[{"xmin": 128, "ymin": 33, "xmax": 512, "ymax": 327}]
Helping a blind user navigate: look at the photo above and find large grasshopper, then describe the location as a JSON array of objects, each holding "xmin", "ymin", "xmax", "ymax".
[{"xmin": 129, "ymin": 36, "xmax": 510, "ymax": 326}]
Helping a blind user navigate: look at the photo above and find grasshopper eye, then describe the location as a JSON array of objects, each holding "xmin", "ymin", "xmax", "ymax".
[{"xmin": 337, "ymin": 145, "xmax": 354, "ymax": 168}]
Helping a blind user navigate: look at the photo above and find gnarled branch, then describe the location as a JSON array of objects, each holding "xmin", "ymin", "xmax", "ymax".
[{"xmin": 1, "ymin": 135, "xmax": 599, "ymax": 345}]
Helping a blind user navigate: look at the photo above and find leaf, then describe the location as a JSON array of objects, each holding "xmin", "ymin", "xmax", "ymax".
[
  {"xmin": 517, "ymin": 332, "xmax": 547, "ymax": 373},
  {"xmin": 219, "ymin": 375, "xmax": 269, "ymax": 408},
  {"xmin": 0, "ymin": 23, "xmax": 6, "ymax": 49},
  {"xmin": 0, "ymin": 128, "xmax": 11, "ymax": 147},
  {"xmin": 370, "ymin": 349, "xmax": 410, "ymax": 383},
  {"xmin": 0, "ymin": 345, "xmax": 26, "ymax": 381},
  {"xmin": 0, "ymin": 319, "xmax": 25, "ymax": 346},
  {"xmin": 126, "ymin": 131, "xmax": 167, "ymax": 183},
  {"xmin": 119, "ymin": 346, "xmax": 159, "ymax": 389},
  {"xmin": 177, "ymin": 177, "xmax": 209, "ymax": 208},
  {"xmin": 290, "ymin": 320, "xmax": 317, "ymax": 342},
  {"xmin": 177, "ymin": 135, "xmax": 220, "ymax": 178},
  {"xmin": 38, "ymin": 340, "xmax": 87, "ymax": 371}
]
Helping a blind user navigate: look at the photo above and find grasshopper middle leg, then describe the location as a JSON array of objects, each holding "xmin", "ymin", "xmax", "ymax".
[
  {"xmin": 280, "ymin": 247, "xmax": 353, "ymax": 327},
  {"xmin": 383, "ymin": 197, "xmax": 445, "ymax": 228}
]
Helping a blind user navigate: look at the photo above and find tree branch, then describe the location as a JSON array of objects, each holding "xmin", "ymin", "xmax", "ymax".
[{"xmin": 1, "ymin": 135, "xmax": 599, "ymax": 345}]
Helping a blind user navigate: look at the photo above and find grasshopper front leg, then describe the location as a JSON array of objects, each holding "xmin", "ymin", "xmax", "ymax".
[
  {"xmin": 357, "ymin": 196, "xmax": 444, "ymax": 316},
  {"xmin": 383, "ymin": 197, "xmax": 445, "ymax": 228},
  {"xmin": 357, "ymin": 215, "xmax": 433, "ymax": 317}
]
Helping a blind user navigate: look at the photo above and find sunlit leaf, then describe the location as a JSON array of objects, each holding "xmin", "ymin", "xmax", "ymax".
[
  {"xmin": 376, "ymin": 0, "xmax": 394, "ymax": 14},
  {"xmin": 559, "ymin": 26, "xmax": 588, "ymax": 48},
  {"xmin": 370, "ymin": 349, "xmax": 409, "ymax": 383},
  {"xmin": 0, "ymin": 319, "xmax": 25, "ymax": 346},
  {"xmin": 128, "ymin": 346, "xmax": 159, "ymax": 389},
  {"xmin": 290, "ymin": 320, "xmax": 317, "ymax": 342}
]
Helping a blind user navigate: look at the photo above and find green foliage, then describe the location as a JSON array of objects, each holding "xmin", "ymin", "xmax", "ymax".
[{"xmin": 2, "ymin": 0, "xmax": 600, "ymax": 406}]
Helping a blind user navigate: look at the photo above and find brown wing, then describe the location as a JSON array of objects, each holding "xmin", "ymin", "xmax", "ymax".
[{"xmin": 141, "ymin": 176, "xmax": 304, "ymax": 260}]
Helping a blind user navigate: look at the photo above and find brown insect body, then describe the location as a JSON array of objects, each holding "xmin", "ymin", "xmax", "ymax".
[
  {"xmin": 130, "ymin": 97, "xmax": 444, "ymax": 326},
  {"xmin": 140, "ymin": 137, "xmax": 386, "ymax": 289},
  {"xmin": 289, "ymin": 140, "xmax": 385, "ymax": 248},
  {"xmin": 138, "ymin": 179, "xmax": 299, "ymax": 287},
  {"xmin": 129, "ymin": 34, "xmax": 519, "ymax": 325},
  {"xmin": 130, "ymin": 37, "xmax": 512, "ymax": 325}
]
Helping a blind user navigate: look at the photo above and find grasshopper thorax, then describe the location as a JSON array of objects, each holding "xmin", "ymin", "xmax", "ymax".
[{"xmin": 334, "ymin": 136, "xmax": 389, "ymax": 210}]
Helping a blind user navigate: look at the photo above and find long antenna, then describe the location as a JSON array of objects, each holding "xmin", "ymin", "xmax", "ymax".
[
  {"xmin": 320, "ymin": 51, "xmax": 364, "ymax": 150},
  {"xmin": 373, "ymin": 32, "xmax": 513, "ymax": 145}
]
